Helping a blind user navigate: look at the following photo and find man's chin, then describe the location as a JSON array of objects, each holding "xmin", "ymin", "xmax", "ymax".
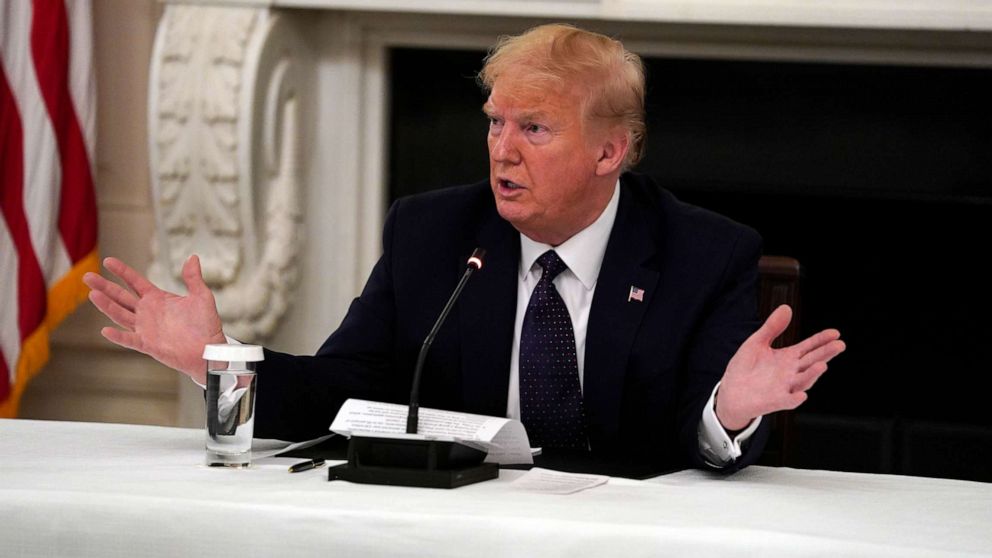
[
  {"xmin": 496, "ymin": 205, "xmax": 555, "ymax": 243},
  {"xmin": 494, "ymin": 199, "xmax": 526, "ymax": 225}
]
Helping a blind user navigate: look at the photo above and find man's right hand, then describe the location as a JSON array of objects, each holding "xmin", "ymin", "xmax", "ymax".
[{"xmin": 83, "ymin": 255, "xmax": 226, "ymax": 384}]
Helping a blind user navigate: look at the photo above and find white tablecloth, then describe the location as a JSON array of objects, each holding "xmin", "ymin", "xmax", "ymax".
[{"xmin": 1, "ymin": 418, "xmax": 989, "ymax": 557}]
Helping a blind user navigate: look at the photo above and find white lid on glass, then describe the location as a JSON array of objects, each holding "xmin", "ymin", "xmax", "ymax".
[{"xmin": 202, "ymin": 343, "xmax": 264, "ymax": 362}]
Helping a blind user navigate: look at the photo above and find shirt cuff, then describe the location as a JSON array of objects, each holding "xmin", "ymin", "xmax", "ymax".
[{"xmin": 697, "ymin": 382, "xmax": 762, "ymax": 467}]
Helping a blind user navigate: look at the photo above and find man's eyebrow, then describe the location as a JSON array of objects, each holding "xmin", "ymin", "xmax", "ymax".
[
  {"xmin": 481, "ymin": 103, "xmax": 550, "ymax": 123},
  {"xmin": 517, "ymin": 110, "xmax": 548, "ymax": 122}
]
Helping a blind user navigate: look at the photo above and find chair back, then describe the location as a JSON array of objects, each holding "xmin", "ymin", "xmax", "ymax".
[{"xmin": 756, "ymin": 255, "xmax": 802, "ymax": 466}]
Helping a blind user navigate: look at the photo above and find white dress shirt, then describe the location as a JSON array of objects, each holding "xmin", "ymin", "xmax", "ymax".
[{"xmin": 505, "ymin": 181, "xmax": 760, "ymax": 466}]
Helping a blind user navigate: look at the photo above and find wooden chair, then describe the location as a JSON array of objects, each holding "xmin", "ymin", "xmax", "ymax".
[{"xmin": 755, "ymin": 255, "xmax": 802, "ymax": 467}]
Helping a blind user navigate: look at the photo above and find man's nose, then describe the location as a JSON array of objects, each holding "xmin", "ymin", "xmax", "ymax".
[{"xmin": 489, "ymin": 128, "xmax": 521, "ymax": 164}]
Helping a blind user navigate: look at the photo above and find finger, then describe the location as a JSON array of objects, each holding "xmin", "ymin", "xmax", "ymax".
[
  {"xmin": 88, "ymin": 290, "xmax": 136, "ymax": 330},
  {"xmin": 798, "ymin": 339, "xmax": 846, "ymax": 371},
  {"xmin": 103, "ymin": 257, "xmax": 157, "ymax": 297},
  {"xmin": 751, "ymin": 304, "xmax": 793, "ymax": 346},
  {"xmin": 100, "ymin": 326, "xmax": 143, "ymax": 353},
  {"xmin": 182, "ymin": 255, "xmax": 210, "ymax": 297},
  {"xmin": 791, "ymin": 361, "xmax": 829, "ymax": 394},
  {"xmin": 780, "ymin": 391, "xmax": 808, "ymax": 411},
  {"xmin": 83, "ymin": 271, "xmax": 139, "ymax": 312},
  {"xmin": 792, "ymin": 328, "xmax": 842, "ymax": 357}
]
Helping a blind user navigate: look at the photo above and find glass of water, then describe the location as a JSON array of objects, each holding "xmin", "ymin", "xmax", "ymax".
[{"xmin": 203, "ymin": 344, "xmax": 264, "ymax": 468}]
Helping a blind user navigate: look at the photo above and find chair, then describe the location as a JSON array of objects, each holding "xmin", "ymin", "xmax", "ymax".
[{"xmin": 755, "ymin": 255, "xmax": 802, "ymax": 467}]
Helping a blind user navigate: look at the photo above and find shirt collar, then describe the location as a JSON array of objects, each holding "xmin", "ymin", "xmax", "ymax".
[{"xmin": 519, "ymin": 180, "xmax": 620, "ymax": 290}]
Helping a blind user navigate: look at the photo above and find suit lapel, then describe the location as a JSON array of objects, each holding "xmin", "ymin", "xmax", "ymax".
[
  {"xmin": 458, "ymin": 206, "xmax": 519, "ymax": 417},
  {"xmin": 584, "ymin": 183, "xmax": 661, "ymax": 446}
]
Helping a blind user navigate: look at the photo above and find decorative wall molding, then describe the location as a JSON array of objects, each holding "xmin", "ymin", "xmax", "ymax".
[
  {"xmin": 148, "ymin": 5, "xmax": 304, "ymax": 341},
  {"xmin": 198, "ymin": 0, "xmax": 992, "ymax": 33}
]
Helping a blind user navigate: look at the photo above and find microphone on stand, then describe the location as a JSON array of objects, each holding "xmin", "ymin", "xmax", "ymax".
[
  {"xmin": 407, "ymin": 248, "xmax": 485, "ymax": 435},
  {"xmin": 328, "ymin": 248, "xmax": 498, "ymax": 489}
]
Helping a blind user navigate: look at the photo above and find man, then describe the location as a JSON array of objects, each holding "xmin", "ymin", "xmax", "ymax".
[{"xmin": 84, "ymin": 24, "xmax": 844, "ymax": 476}]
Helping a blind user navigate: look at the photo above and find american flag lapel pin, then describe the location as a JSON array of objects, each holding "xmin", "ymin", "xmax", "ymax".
[{"xmin": 628, "ymin": 286, "xmax": 645, "ymax": 302}]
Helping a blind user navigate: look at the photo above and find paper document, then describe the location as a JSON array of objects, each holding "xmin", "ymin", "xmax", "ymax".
[
  {"xmin": 251, "ymin": 433, "xmax": 336, "ymax": 459},
  {"xmin": 330, "ymin": 399, "xmax": 533, "ymax": 465},
  {"xmin": 510, "ymin": 467, "xmax": 609, "ymax": 494}
]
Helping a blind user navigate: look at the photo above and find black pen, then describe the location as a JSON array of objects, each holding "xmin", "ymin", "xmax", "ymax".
[{"xmin": 288, "ymin": 458, "xmax": 326, "ymax": 473}]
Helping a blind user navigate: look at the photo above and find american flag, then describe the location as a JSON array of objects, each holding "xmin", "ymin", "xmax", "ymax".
[
  {"xmin": 1, "ymin": 0, "xmax": 97, "ymax": 417},
  {"xmin": 628, "ymin": 286, "xmax": 644, "ymax": 302}
]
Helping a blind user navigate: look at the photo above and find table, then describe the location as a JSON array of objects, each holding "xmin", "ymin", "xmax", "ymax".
[{"xmin": 1, "ymin": 419, "xmax": 989, "ymax": 557}]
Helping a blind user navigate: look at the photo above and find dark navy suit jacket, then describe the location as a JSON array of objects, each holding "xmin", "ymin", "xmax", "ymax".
[{"xmin": 254, "ymin": 173, "xmax": 769, "ymax": 476}]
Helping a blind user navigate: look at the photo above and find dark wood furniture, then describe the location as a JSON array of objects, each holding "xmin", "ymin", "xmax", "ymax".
[{"xmin": 756, "ymin": 255, "xmax": 802, "ymax": 467}]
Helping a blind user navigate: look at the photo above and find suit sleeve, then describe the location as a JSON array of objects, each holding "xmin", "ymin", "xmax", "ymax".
[
  {"xmin": 677, "ymin": 226, "xmax": 769, "ymax": 473},
  {"xmin": 252, "ymin": 201, "xmax": 407, "ymax": 441}
]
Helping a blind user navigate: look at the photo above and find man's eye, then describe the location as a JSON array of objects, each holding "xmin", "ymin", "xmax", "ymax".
[
  {"xmin": 526, "ymin": 124, "xmax": 546, "ymax": 134},
  {"xmin": 489, "ymin": 118, "xmax": 504, "ymax": 132}
]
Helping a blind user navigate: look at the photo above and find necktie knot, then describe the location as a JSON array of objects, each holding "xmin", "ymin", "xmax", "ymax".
[{"xmin": 537, "ymin": 250, "xmax": 567, "ymax": 283}]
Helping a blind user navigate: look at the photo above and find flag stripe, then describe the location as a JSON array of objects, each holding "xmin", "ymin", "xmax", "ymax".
[
  {"xmin": 31, "ymin": 0, "xmax": 97, "ymax": 265},
  {"xmin": 3, "ymin": 0, "xmax": 66, "ymax": 292},
  {"xmin": 0, "ymin": 196, "xmax": 18, "ymax": 396},
  {"xmin": 0, "ymin": 5, "xmax": 22, "ymax": 394},
  {"xmin": 0, "ymin": 211, "xmax": 19, "ymax": 382},
  {"xmin": 65, "ymin": 0, "xmax": 96, "ymax": 167},
  {"xmin": 0, "ymin": 61, "xmax": 21, "ymax": 394},
  {"xmin": 0, "ymin": 61, "xmax": 46, "ymax": 361}
]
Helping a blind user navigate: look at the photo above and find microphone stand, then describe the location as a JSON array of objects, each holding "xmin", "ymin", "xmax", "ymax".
[{"xmin": 328, "ymin": 249, "xmax": 499, "ymax": 488}]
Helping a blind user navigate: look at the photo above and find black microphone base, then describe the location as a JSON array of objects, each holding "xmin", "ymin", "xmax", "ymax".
[{"xmin": 327, "ymin": 434, "xmax": 499, "ymax": 489}]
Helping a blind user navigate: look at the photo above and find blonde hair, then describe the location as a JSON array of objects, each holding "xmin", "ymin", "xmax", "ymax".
[{"xmin": 479, "ymin": 23, "xmax": 646, "ymax": 169}]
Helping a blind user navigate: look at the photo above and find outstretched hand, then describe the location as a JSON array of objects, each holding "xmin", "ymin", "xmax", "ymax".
[
  {"xmin": 715, "ymin": 305, "xmax": 846, "ymax": 431},
  {"xmin": 83, "ymin": 256, "xmax": 226, "ymax": 384}
]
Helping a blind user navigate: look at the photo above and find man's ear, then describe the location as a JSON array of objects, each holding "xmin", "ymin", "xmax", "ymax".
[{"xmin": 594, "ymin": 129, "xmax": 630, "ymax": 176}]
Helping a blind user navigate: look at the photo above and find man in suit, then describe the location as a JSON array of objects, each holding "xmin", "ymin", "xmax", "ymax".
[{"xmin": 84, "ymin": 24, "xmax": 845, "ymax": 476}]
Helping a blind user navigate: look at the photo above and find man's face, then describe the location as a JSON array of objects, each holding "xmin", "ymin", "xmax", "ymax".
[{"xmin": 485, "ymin": 79, "xmax": 613, "ymax": 245}]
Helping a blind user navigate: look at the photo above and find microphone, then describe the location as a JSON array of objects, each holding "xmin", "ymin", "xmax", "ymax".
[
  {"xmin": 327, "ymin": 248, "xmax": 498, "ymax": 489},
  {"xmin": 407, "ymin": 247, "xmax": 485, "ymax": 434}
]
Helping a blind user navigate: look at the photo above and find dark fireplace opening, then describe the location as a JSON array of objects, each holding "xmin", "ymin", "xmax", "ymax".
[{"xmin": 388, "ymin": 47, "xmax": 992, "ymax": 482}]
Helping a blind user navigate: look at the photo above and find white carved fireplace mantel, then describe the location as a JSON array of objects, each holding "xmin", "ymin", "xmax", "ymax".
[{"xmin": 147, "ymin": 1, "xmax": 992, "ymax": 398}]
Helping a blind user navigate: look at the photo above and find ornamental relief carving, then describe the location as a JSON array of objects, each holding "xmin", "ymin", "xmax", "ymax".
[{"xmin": 148, "ymin": 5, "xmax": 304, "ymax": 341}]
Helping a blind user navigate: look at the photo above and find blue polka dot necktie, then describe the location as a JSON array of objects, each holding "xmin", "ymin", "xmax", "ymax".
[{"xmin": 519, "ymin": 250, "xmax": 587, "ymax": 449}]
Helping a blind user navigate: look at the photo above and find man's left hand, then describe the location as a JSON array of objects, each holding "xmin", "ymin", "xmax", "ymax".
[{"xmin": 715, "ymin": 305, "xmax": 846, "ymax": 431}]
